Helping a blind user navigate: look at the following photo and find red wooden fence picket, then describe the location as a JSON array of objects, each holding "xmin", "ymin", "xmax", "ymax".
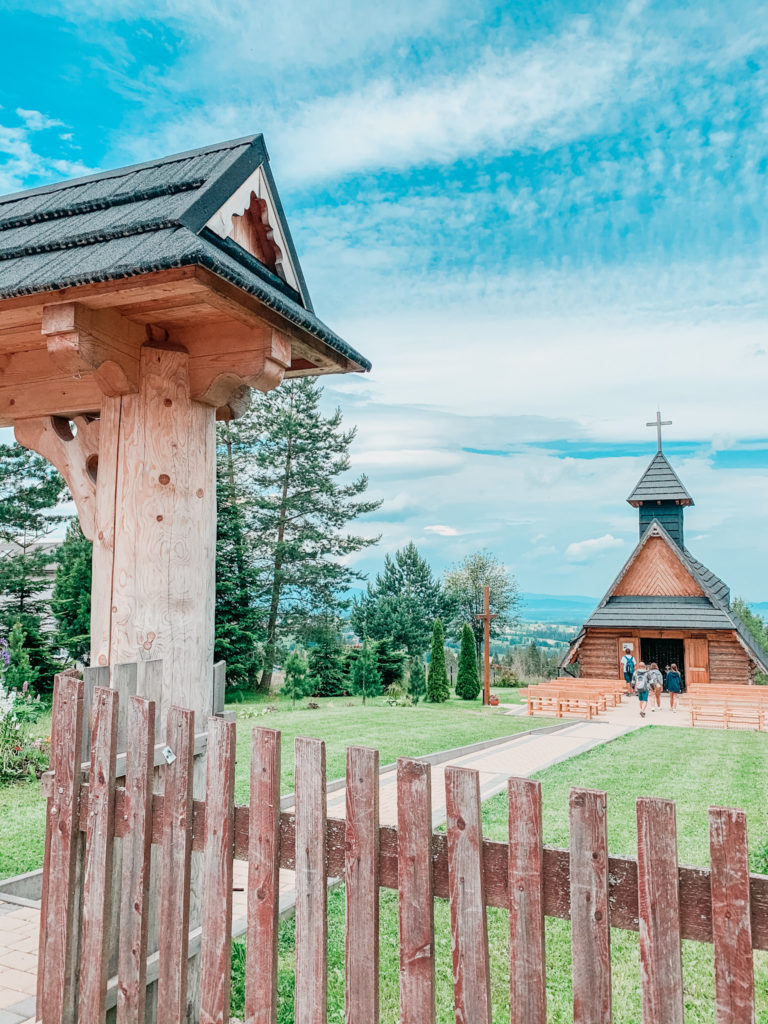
[{"xmin": 35, "ymin": 681, "xmax": 768, "ymax": 1024}]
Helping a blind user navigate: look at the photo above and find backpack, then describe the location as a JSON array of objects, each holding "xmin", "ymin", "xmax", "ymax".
[
  {"xmin": 634, "ymin": 670, "xmax": 649, "ymax": 692},
  {"xmin": 624, "ymin": 654, "xmax": 635, "ymax": 675}
]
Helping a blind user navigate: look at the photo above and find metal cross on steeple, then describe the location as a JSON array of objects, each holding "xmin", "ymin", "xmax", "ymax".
[{"xmin": 646, "ymin": 410, "xmax": 672, "ymax": 451}]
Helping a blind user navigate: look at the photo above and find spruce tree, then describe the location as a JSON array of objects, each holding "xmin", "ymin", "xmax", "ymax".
[
  {"xmin": 427, "ymin": 618, "xmax": 449, "ymax": 702},
  {"xmin": 456, "ymin": 622, "xmax": 481, "ymax": 700},
  {"xmin": 283, "ymin": 648, "xmax": 311, "ymax": 709},
  {"xmin": 5, "ymin": 621, "xmax": 38, "ymax": 693},
  {"xmin": 351, "ymin": 640, "xmax": 381, "ymax": 705},
  {"xmin": 215, "ymin": 420, "xmax": 261, "ymax": 691},
  {"xmin": 373, "ymin": 636, "xmax": 407, "ymax": 692},
  {"xmin": 307, "ymin": 623, "xmax": 346, "ymax": 697},
  {"xmin": 51, "ymin": 520, "xmax": 92, "ymax": 664},
  {"xmin": 0, "ymin": 443, "xmax": 67, "ymax": 686},
  {"xmin": 228, "ymin": 379, "xmax": 381, "ymax": 691},
  {"xmin": 408, "ymin": 656, "xmax": 427, "ymax": 703},
  {"xmin": 351, "ymin": 542, "xmax": 445, "ymax": 656}
]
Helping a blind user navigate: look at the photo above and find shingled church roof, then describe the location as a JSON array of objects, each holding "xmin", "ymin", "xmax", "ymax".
[
  {"xmin": 0, "ymin": 134, "xmax": 370, "ymax": 372},
  {"xmin": 626, "ymin": 451, "xmax": 693, "ymax": 506}
]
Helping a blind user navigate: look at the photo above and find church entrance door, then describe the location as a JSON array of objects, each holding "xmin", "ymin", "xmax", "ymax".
[{"xmin": 641, "ymin": 638, "xmax": 685, "ymax": 687}]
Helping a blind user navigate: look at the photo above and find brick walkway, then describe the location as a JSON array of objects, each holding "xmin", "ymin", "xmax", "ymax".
[{"xmin": 0, "ymin": 714, "xmax": 641, "ymax": 1022}]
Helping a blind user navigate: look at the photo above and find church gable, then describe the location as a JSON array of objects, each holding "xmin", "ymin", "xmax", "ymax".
[
  {"xmin": 204, "ymin": 164, "xmax": 301, "ymax": 294},
  {"xmin": 614, "ymin": 534, "xmax": 706, "ymax": 598}
]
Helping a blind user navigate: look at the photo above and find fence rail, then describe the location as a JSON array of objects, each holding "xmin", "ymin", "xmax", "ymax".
[{"xmin": 38, "ymin": 674, "xmax": 766, "ymax": 1023}]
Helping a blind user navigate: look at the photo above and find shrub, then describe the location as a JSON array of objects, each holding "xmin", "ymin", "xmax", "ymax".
[
  {"xmin": 407, "ymin": 657, "xmax": 427, "ymax": 704},
  {"xmin": 427, "ymin": 619, "xmax": 449, "ymax": 703},
  {"xmin": 456, "ymin": 623, "xmax": 481, "ymax": 700}
]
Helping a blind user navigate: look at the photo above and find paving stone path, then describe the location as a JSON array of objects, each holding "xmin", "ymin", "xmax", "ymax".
[{"xmin": 0, "ymin": 710, "xmax": 644, "ymax": 1023}]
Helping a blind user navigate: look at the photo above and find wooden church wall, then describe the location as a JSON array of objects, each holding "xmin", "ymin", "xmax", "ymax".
[
  {"xmin": 614, "ymin": 537, "xmax": 705, "ymax": 597},
  {"xmin": 574, "ymin": 631, "xmax": 622, "ymax": 678},
  {"xmin": 708, "ymin": 635, "xmax": 754, "ymax": 684}
]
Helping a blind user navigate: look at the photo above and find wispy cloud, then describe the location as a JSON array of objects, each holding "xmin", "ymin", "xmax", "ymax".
[
  {"xmin": 565, "ymin": 534, "xmax": 625, "ymax": 563},
  {"xmin": 425, "ymin": 524, "xmax": 460, "ymax": 536},
  {"xmin": 0, "ymin": 110, "xmax": 92, "ymax": 194}
]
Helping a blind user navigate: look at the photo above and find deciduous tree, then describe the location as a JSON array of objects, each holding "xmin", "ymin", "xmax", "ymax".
[{"xmin": 444, "ymin": 551, "xmax": 520, "ymax": 672}]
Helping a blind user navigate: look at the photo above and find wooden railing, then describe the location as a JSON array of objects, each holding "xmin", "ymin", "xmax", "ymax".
[{"xmin": 38, "ymin": 674, "xmax": 767, "ymax": 1023}]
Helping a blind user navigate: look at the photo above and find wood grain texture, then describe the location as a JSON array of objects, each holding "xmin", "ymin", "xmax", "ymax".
[
  {"xmin": 508, "ymin": 777, "xmax": 546, "ymax": 1024},
  {"xmin": 637, "ymin": 798, "xmax": 684, "ymax": 1024},
  {"xmin": 199, "ymin": 717, "xmax": 236, "ymax": 1024},
  {"xmin": 569, "ymin": 788, "xmax": 612, "ymax": 1024},
  {"xmin": 90, "ymin": 346, "xmax": 216, "ymax": 727},
  {"xmin": 294, "ymin": 736, "xmax": 327, "ymax": 1024},
  {"xmin": 397, "ymin": 758, "xmax": 436, "ymax": 1024},
  {"xmin": 444, "ymin": 766, "xmax": 491, "ymax": 1024},
  {"xmin": 345, "ymin": 746, "xmax": 380, "ymax": 1024},
  {"xmin": 78, "ymin": 687, "xmax": 120, "ymax": 1024},
  {"xmin": 614, "ymin": 536, "xmax": 705, "ymax": 597},
  {"xmin": 38, "ymin": 675, "xmax": 84, "ymax": 1024},
  {"xmin": 709, "ymin": 808, "xmax": 755, "ymax": 1024},
  {"xmin": 117, "ymin": 697, "xmax": 156, "ymax": 1024},
  {"xmin": 157, "ymin": 707, "xmax": 195, "ymax": 1024},
  {"xmin": 245, "ymin": 728, "xmax": 281, "ymax": 1024}
]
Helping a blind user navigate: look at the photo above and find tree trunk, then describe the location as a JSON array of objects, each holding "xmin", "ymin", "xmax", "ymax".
[{"xmin": 258, "ymin": 394, "xmax": 294, "ymax": 692}]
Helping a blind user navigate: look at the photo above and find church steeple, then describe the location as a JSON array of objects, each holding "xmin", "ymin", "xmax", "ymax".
[{"xmin": 626, "ymin": 414, "xmax": 693, "ymax": 548}]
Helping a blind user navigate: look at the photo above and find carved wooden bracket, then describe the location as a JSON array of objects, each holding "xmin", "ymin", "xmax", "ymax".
[
  {"xmin": 42, "ymin": 302, "xmax": 144, "ymax": 397},
  {"xmin": 14, "ymin": 415, "xmax": 101, "ymax": 540}
]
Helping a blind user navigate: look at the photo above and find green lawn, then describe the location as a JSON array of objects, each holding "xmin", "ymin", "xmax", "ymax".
[
  {"xmin": 231, "ymin": 726, "xmax": 768, "ymax": 1024},
  {"xmin": 0, "ymin": 691, "xmax": 548, "ymax": 879},
  {"xmin": 230, "ymin": 690, "xmax": 541, "ymax": 801}
]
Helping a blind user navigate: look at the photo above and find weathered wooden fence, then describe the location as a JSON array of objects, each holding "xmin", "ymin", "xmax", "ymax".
[{"xmin": 38, "ymin": 674, "xmax": 766, "ymax": 1023}]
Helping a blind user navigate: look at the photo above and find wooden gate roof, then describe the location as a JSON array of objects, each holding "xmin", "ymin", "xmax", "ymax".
[{"xmin": 0, "ymin": 134, "xmax": 370, "ymax": 373}]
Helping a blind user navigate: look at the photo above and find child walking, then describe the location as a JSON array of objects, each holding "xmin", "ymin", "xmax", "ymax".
[{"xmin": 632, "ymin": 661, "xmax": 650, "ymax": 718}]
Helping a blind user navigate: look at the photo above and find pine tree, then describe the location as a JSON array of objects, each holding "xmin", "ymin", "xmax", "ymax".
[
  {"xmin": 51, "ymin": 520, "xmax": 92, "ymax": 664},
  {"xmin": 456, "ymin": 623, "xmax": 481, "ymax": 700},
  {"xmin": 215, "ymin": 421, "xmax": 262, "ymax": 691},
  {"xmin": 373, "ymin": 636, "xmax": 407, "ymax": 692},
  {"xmin": 407, "ymin": 656, "xmax": 427, "ymax": 703},
  {"xmin": 229, "ymin": 379, "xmax": 381, "ymax": 692},
  {"xmin": 0, "ymin": 443, "xmax": 67, "ymax": 687},
  {"xmin": 307, "ymin": 623, "xmax": 346, "ymax": 697},
  {"xmin": 427, "ymin": 619, "xmax": 449, "ymax": 702},
  {"xmin": 283, "ymin": 648, "xmax": 311, "ymax": 709},
  {"xmin": 5, "ymin": 621, "xmax": 38, "ymax": 693},
  {"xmin": 351, "ymin": 542, "xmax": 445, "ymax": 656},
  {"xmin": 351, "ymin": 640, "xmax": 382, "ymax": 705}
]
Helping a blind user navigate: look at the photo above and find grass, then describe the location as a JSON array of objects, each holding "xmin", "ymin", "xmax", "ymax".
[
  {"xmin": 230, "ymin": 725, "xmax": 768, "ymax": 1023},
  {"xmin": 0, "ymin": 690, "xmax": 550, "ymax": 879},
  {"xmin": 229, "ymin": 689, "xmax": 546, "ymax": 802}
]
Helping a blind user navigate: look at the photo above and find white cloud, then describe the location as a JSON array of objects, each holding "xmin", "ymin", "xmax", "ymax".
[
  {"xmin": 0, "ymin": 113, "xmax": 92, "ymax": 195},
  {"xmin": 15, "ymin": 108, "xmax": 65, "ymax": 131},
  {"xmin": 425, "ymin": 524, "xmax": 460, "ymax": 536},
  {"xmin": 565, "ymin": 534, "xmax": 625, "ymax": 562}
]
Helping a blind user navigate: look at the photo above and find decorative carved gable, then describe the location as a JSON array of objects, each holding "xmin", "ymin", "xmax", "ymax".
[
  {"xmin": 614, "ymin": 535, "xmax": 705, "ymax": 597},
  {"xmin": 204, "ymin": 165, "xmax": 300, "ymax": 292}
]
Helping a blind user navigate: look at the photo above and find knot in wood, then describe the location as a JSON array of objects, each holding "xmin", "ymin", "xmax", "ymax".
[
  {"xmin": 158, "ymin": 473, "xmax": 170, "ymax": 485},
  {"xmin": 456, "ymin": 816, "xmax": 466, "ymax": 831}
]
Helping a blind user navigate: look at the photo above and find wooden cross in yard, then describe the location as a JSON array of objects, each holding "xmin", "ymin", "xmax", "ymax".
[
  {"xmin": 646, "ymin": 410, "xmax": 672, "ymax": 451},
  {"xmin": 475, "ymin": 585, "xmax": 498, "ymax": 706}
]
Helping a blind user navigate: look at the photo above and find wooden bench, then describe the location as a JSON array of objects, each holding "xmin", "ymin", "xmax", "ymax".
[
  {"xmin": 688, "ymin": 702, "xmax": 766, "ymax": 731},
  {"xmin": 526, "ymin": 689, "xmax": 604, "ymax": 719},
  {"xmin": 687, "ymin": 685, "xmax": 768, "ymax": 701}
]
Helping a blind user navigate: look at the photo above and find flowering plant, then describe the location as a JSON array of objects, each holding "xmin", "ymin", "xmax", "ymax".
[{"xmin": 0, "ymin": 635, "xmax": 49, "ymax": 781}]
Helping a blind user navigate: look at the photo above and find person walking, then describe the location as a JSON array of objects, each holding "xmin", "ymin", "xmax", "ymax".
[
  {"xmin": 621, "ymin": 648, "xmax": 636, "ymax": 691},
  {"xmin": 648, "ymin": 662, "xmax": 663, "ymax": 711},
  {"xmin": 633, "ymin": 661, "xmax": 650, "ymax": 718},
  {"xmin": 665, "ymin": 663, "xmax": 682, "ymax": 711}
]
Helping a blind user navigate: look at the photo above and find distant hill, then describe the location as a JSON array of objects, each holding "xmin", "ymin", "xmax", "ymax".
[{"xmin": 519, "ymin": 593, "xmax": 597, "ymax": 624}]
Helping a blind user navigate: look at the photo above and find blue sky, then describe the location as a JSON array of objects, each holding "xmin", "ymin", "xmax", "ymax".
[{"xmin": 2, "ymin": 0, "xmax": 768, "ymax": 603}]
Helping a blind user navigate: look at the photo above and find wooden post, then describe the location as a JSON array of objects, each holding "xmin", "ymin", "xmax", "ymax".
[
  {"xmin": 474, "ymin": 586, "xmax": 498, "ymax": 706},
  {"xmin": 91, "ymin": 345, "xmax": 216, "ymax": 728}
]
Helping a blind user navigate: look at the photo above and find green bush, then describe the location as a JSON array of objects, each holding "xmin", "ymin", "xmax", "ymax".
[{"xmin": 456, "ymin": 622, "xmax": 481, "ymax": 700}]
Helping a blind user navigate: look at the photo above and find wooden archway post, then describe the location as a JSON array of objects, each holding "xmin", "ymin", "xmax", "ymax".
[{"xmin": 90, "ymin": 344, "xmax": 216, "ymax": 727}]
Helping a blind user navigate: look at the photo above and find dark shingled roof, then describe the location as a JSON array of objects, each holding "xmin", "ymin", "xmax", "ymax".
[
  {"xmin": 586, "ymin": 596, "xmax": 733, "ymax": 630},
  {"xmin": 627, "ymin": 451, "xmax": 693, "ymax": 506},
  {"xmin": 0, "ymin": 135, "xmax": 371, "ymax": 372}
]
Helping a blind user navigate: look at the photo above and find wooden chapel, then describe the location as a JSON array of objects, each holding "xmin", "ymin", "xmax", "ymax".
[{"xmin": 563, "ymin": 417, "xmax": 768, "ymax": 685}]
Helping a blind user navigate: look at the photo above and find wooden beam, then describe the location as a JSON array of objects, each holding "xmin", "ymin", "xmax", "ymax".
[
  {"xmin": 42, "ymin": 302, "xmax": 144, "ymax": 396},
  {"xmin": 15, "ymin": 414, "xmax": 101, "ymax": 539}
]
